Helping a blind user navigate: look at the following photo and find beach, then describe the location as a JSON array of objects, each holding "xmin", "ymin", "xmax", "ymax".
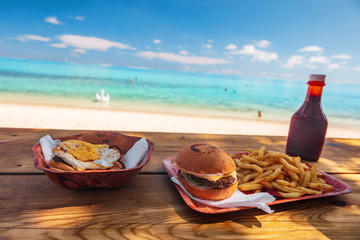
[
  {"xmin": 1, "ymin": 58, "xmax": 360, "ymax": 138},
  {"xmin": 1, "ymin": 103, "xmax": 359, "ymax": 138}
]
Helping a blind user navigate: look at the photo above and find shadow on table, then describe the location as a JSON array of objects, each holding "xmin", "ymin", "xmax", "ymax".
[{"xmin": 1, "ymin": 173, "xmax": 358, "ymax": 239}]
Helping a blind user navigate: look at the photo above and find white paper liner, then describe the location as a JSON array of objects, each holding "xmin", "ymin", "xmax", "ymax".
[
  {"xmin": 171, "ymin": 176, "xmax": 275, "ymax": 214},
  {"xmin": 39, "ymin": 135, "xmax": 61, "ymax": 163},
  {"xmin": 123, "ymin": 137, "xmax": 148, "ymax": 168}
]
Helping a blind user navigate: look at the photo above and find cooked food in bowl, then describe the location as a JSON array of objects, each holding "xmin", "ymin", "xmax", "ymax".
[
  {"xmin": 33, "ymin": 131, "xmax": 155, "ymax": 189},
  {"xmin": 50, "ymin": 139, "xmax": 124, "ymax": 171}
]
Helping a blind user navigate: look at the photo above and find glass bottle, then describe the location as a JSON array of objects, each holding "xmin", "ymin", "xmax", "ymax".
[{"xmin": 286, "ymin": 74, "xmax": 327, "ymax": 162}]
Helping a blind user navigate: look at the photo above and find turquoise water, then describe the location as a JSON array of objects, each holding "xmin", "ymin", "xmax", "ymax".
[{"xmin": 0, "ymin": 57, "xmax": 359, "ymax": 128}]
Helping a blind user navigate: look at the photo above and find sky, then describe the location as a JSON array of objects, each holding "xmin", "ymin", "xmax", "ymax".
[{"xmin": 0, "ymin": 0, "xmax": 360, "ymax": 83}]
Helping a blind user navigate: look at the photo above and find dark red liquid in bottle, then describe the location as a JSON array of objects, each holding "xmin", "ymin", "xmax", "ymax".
[{"xmin": 286, "ymin": 75, "xmax": 327, "ymax": 162}]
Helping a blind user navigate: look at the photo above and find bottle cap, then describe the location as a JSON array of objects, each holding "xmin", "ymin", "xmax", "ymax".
[{"xmin": 309, "ymin": 74, "xmax": 326, "ymax": 83}]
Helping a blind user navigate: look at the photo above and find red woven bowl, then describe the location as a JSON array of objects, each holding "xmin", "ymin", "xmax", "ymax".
[{"xmin": 33, "ymin": 131, "xmax": 155, "ymax": 189}]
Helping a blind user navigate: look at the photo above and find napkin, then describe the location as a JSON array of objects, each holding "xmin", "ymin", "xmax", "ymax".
[
  {"xmin": 171, "ymin": 176, "xmax": 276, "ymax": 214},
  {"xmin": 39, "ymin": 135, "xmax": 61, "ymax": 163},
  {"xmin": 123, "ymin": 137, "xmax": 148, "ymax": 168}
]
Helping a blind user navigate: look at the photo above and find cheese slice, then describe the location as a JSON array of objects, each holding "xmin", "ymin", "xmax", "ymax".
[
  {"xmin": 177, "ymin": 164, "xmax": 236, "ymax": 182},
  {"xmin": 61, "ymin": 140, "xmax": 108, "ymax": 161}
]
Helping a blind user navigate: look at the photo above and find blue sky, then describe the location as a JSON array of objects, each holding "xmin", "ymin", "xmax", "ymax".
[{"xmin": 1, "ymin": 0, "xmax": 360, "ymax": 83}]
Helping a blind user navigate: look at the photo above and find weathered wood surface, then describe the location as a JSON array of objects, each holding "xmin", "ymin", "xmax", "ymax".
[
  {"xmin": 0, "ymin": 128, "xmax": 359, "ymax": 174},
  {"xmin": 0, "ymin": 127, "xmax": 359, "ymax": 239},
  {"xmin": 0, "ymin": 174, "xmax": 359, "ymax": 240}
]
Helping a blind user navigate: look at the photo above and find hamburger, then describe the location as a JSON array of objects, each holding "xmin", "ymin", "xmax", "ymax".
[
  {"xmin": 176, "ymin": 143, "xmax": 238, "ymax": 201},
  {"xmin": 49, "ymin": 140, "xmax": 124, "ymax": 171}
]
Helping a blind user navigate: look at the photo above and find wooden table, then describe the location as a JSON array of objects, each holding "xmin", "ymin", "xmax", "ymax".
[{"xmin": 1, "ymin": 128, "xmax": 359, "ymax": 239}]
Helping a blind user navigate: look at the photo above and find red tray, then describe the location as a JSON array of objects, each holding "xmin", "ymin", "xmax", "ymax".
[{"xmin": 162, "ymin": 154, "xmax": 352, "ymax": 214}]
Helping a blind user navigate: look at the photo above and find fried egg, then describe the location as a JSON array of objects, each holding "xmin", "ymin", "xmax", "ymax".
[{"xmin": 52, "ymin": 140, "xmax": 122, "ymax": 171}]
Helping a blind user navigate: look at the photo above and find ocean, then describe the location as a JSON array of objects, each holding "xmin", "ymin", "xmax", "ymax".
[{"xmin": 0, "ymin": 57, "xmax": 359, "ymax": 129}]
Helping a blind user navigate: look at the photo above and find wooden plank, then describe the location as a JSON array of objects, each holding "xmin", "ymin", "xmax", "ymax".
[
  {"xmin": 0, "ymin": 128, "xmax": 359, "ymax": 174},
  {"xmin": 0, "ymin": 174, "xmax": 359, "ymax": 239}
]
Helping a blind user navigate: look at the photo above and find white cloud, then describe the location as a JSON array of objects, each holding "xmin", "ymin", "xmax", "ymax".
[
  {"xmin": 45, "ymin": 16, "xmax": 63, "ymax": 25},
  {"xmin": 208, "ymin": 39, "xmax": 214, "ymax": 43},
  {"xmin": 50, "ymin": 35, "xmax": 136, "ymax": 51},
  {"xmin": 230, "ymin": 45, "xmax": 278, "ymax": 63},
  {"xmin": 17, "ymin": 35, "xmax": 50, "ymax": 42},
  {"xmin": 331, "ymin": 54, "xmax": 352, "ymax": 60},
  {"xmin": 282, "ymin": 55, "xmax": 317, "ymax": 69},
  {"xmin": 49, "ymin": 43, "xmax": 67, "ymax": 48},
  {"xmin": 153, "ymin": 39, "xmax": 161, "ymax": 44},
  {"xmin": 136, "ymin": 51, "xmax": 229, "ymax": 65},
  {"xmin": 69, "ymin": 15, "xmax": 86, "ymax": 21},
  {"xmin": 225, "ymin": 43, "xmax": 237, "ymax": 50},
  {"xmin": 299, "ymin": 45, "xmax": 323, "ymax": 52},
  {"xmin": 179, "ymin": 50, "xmax": 189, "ymax": 55},
  {"xmin": 283, "ymin": 54, "xmax": 345, "ymax": 70},
  {"xmin": 282, "ymin": 55, "xmax": 304, "ymax": 69},
  {"xmin": 202, "ymin": 44, "xmax": 212, "ymax": 49},
  {"xmin": 354, "ymin": 65, "xmax": 360, "ymax": 71},
  {"xmin": 328, "ymin": 63, "xmax": 340, "ymax": 71},
  {"xmin": 309, "ymin": 56, "xmax": 330, "ymax": 64},
  {"xmin": 256, "ymin": 40, "xmax": 270, "ymax": 48},
  {"xmin": 75, "ymin": 16, "xmax": 86, "ymax": 21},
  {"xmin": 72, "ymin": 48, "xmax": 86, "ymax": 54}
]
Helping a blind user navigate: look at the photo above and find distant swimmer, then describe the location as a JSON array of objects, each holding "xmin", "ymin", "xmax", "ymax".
[
  {"xmin": 258, "ymin": 110, "xmax": 262, "ymax": 119},
  {"xmin": 129, "ymin": 77, "xmax": 134, "ymax": 84}
]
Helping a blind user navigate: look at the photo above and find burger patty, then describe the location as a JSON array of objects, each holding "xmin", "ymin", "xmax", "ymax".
[{"xmin": 180, "ymin": 170, "xmax": 236, "ymax": 189}]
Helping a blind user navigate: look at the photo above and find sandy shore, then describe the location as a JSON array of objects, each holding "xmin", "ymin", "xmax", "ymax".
[{"xmin": 0, "ymin": 103, "xmax": 359, "ymax": 138}]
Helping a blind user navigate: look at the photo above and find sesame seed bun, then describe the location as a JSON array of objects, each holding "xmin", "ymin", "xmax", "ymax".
[{"xmin": 176, "ymin": 143, "xmax": 236, "ymax": 175}]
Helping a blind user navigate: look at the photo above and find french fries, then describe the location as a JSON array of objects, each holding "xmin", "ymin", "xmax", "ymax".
[
  {"xmin": 232, "ymin": 146, "xmax": 333, "ymax": 198},
  {"xmin": 238, "ymin": 183, "xmax": 263, "ymax": 191}
]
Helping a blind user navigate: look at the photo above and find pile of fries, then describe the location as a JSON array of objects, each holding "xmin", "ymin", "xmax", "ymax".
[{"xmin": 231, "ymin": 146, "xmax": 333, "ymax": 198}]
